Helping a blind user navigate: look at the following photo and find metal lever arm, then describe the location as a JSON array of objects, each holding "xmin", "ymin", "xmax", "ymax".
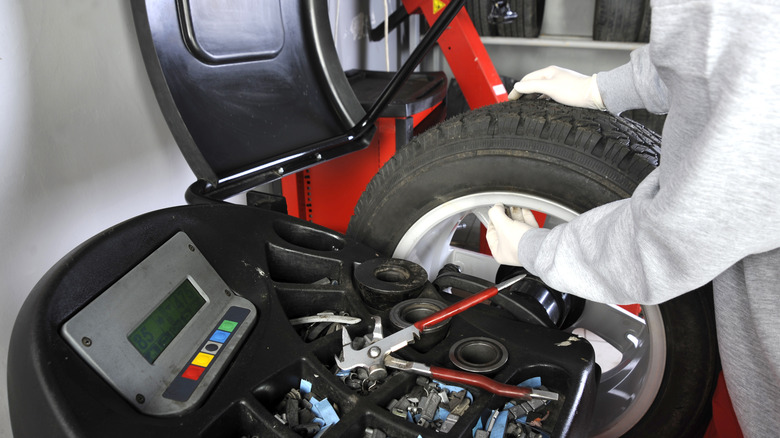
[
  {"xmin": 384, "ymin": 356, "xmax": 558, "ymax": 401},
  {"xmin": 430, "ymin": 366, "xmax": 530, "ymax": 400}
]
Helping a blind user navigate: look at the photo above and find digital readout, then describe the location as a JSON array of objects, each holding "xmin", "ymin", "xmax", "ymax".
[{"xmin": 128, "ymin": 279, "xmax": 206, "ymax": 364}]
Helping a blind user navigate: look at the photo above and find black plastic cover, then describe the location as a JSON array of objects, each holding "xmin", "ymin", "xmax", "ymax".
[{"xmin": 131, "ymin": 0, "xmax": 366, "ymax": 184}]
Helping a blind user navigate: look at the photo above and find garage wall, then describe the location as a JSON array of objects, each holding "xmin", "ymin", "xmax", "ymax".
[{"xmin": 0, "ymin": 2, "xmax": 201, "ymax": 437}]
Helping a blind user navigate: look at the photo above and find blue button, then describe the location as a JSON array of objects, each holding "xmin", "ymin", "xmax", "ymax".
[{"xmin": 209, "ymin": 330, "xmax": 230, "ymax": 343}]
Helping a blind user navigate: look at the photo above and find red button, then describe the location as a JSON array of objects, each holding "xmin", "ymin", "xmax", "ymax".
[{"xmin": 181, "ymin": 365, "xmax": 206, "ymax": 381}]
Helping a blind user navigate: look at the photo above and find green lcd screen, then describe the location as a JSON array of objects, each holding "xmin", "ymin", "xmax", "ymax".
[{"xmin": 128, "ymin": 278, "xmax": 206, "ymax": 364}]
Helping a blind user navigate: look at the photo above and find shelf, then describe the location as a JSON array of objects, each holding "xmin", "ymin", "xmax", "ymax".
[{"xmin": 481, "ymin": 36, "xmax": 644, "ymax": 52}]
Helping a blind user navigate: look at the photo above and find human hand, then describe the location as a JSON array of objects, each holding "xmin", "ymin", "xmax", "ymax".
[
  {"xmin": 486, "ymin": 203, "xmax": 539, "ymax": 266},
  {"xmin": 507, "ymin": 65, "xmax": 606, "ymax": 110}
]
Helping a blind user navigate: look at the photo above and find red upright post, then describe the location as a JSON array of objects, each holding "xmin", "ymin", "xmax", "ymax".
[{"xmin": 403, "ymin": 0, "xmax": 508, "ymax": 109}]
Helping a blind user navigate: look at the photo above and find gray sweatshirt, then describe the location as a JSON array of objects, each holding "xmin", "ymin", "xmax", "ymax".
[{"xmin": 517, "ymin": 0, "xmax": 780, "ymax": 436}]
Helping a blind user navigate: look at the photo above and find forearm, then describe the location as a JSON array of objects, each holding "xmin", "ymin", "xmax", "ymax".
[
  {"xmin": 518, "ymin": 118, "xmax": 780, "ymax": 306},
  {"xmin": 516, "ymin": 184, "xmax": 710, "ymax": 305}
]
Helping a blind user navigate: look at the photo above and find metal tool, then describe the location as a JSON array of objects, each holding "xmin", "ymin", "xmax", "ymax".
[
  {"xmin": 289, "ymin": 312, "xmax": 362, "ymax": 326},
  {"xmin": 336, "ymin": 275, "xmax": 559, "ymax": 401},
  {"xmin": 383, "ymin": 355, "xmax": 558, "ymax": 401}
]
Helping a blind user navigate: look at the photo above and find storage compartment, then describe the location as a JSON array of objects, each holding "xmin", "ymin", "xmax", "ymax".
[
  {"xmin": 201, "ymin": 402, "xmax": 268, "ymax": 438},
  {"xmin": 273, "ymin": 220, "xmax": 347, "ymax": 252},
  {"xmin": 265, "ymin": 243, "xmax": 343, "ymax": 284}
]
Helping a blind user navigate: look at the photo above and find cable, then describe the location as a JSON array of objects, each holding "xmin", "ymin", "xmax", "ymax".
[
  {"xmin": 384, "ymin": 0, "xmax": 390, "ymax": 71},
  {"xmin": 334, "ymin": 0, "xmax": 341, "ymax": 52}
]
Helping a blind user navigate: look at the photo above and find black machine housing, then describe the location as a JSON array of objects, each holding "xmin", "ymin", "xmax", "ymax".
[{"xmin": 8, "ymin": 205, "xmax": 598, "ymax": 437}]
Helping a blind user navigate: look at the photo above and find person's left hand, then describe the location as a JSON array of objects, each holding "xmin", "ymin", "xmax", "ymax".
[{"xmin": 486, "ymin": 203, "xmax": 539, "ymax": 266}]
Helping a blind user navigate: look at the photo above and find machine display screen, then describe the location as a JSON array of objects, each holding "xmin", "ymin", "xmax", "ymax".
[{"xmin": 128, "ymin": 279, "xmax": 206, "ymax": 364}]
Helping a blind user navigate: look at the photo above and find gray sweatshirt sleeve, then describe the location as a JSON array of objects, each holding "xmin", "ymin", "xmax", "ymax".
[
  {"xmin": 596, "ymin": 45, "xmax": 671, "ymax": 115},
  {"xmin": 515, "ymin": 0, "xmax": 780, "ymax": 305}
]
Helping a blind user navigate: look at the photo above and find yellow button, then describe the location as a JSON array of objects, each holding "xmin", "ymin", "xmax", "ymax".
[{"xmin": 191, "ymin": 352, "xmax": 214, "ymax": 368}]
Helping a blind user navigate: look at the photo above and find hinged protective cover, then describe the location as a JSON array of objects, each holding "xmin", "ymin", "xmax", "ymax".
[{"xmin": 132, "ymin": 0, "xmax": 365, "ymax": 185}]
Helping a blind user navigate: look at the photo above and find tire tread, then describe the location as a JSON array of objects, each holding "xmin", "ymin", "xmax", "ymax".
[{"xmin": 350, "ymin": 97, "xmax": 660, "ymax": 241}]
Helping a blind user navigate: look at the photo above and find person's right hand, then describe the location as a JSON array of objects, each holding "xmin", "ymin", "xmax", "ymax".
[
  {"xmin": 486, "ymin": 204, "xmax": 539, "ymax": 266},
  {"xmin": 507, "ymin": 65, "xmax": 606, "ymax": 111}
]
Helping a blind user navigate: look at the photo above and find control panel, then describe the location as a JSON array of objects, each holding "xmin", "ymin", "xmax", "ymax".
[{"xmin": 61, "ymin": 232, "xmax": 257, "ymax": 416}]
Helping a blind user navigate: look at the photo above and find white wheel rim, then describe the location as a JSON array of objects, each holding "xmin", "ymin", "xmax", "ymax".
[{"xmin": 392, "ymin": 191, "xmax": 666, "ymax": 437}]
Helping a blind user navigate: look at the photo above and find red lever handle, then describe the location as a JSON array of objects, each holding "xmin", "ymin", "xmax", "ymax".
[
  {"xmin": 414, "ymin": 286, "xmax": 499, "ymax": 331},
  {"xmin": 429, "ymin": 366, "xmax": 532, "ymax": 400}
]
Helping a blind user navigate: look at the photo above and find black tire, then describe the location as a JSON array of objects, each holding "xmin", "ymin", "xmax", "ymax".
[
  {"xmin": 622, "ymin": 109, "xmax": 666, "ymax": 135},
  {"xmin": 496, "ymin": 0, "xmax": 545, "ymax": 38},
  {"xmin": 347, "ymin": 98, "xmax": 718, "ymax": 436},
  {"xmin": 593, "ymin": 0, "xmax": 646, "ymax": 42},
  {"xmin": 447, "ymin": 76, "xmax": 668, "ymax": 135},
  {"xmin": 446, "ymin": 75, "xmax": 517, "ymax": 117}
]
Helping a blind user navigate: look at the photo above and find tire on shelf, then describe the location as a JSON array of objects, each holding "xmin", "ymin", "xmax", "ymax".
[
  {"xmin": 347, "ymin": 97, "xmax": 719, "ymax": 437},
  {"xmin": 637, "ymin": 0, "xmax": 651, "ymax": 43},
  {"xmin": 465, "ymin": 0, "xmax": 496, "ymax": 36},
  {"xmin": 496, "ymin": 0, "xmax": 545, "ymax": 38},
  {"xmin": 593, "ymin": 0, "xmax": 646, "ymax": 42}
]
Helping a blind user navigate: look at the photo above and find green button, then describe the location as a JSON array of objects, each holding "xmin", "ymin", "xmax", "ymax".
[{"xmin": 218, "ymin": 320, "xmax": 238, "ymax": 332}]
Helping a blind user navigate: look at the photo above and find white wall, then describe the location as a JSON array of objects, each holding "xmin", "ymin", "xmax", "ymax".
[{"xmin": 0, "ymin": 2, "xmax": 195, "ymax": 436}]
